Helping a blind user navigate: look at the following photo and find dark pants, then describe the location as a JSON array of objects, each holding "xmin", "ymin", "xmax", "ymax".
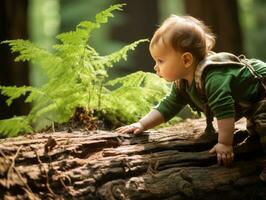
[{"xmin": 246, "ymin": 99, "xmax": 266, "ymax": 153}]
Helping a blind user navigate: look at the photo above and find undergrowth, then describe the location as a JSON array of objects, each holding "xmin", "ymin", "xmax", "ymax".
[{"xmin": 0, "ymin": 4, "xmax": 170, "ymax": 137}]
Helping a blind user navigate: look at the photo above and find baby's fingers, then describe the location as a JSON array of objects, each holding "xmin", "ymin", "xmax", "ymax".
[
  {"xmin": 222, "ymin": 153, "xmax": 228, "ymax": 166},
  {"xmin": 217, "ymin": 153, "xmax": 222, "ymax": 165},
  {"xmin": 115, "ymin": 127, "xmax": 127, "ymax": 133},
  {"xmin": 115, "ymin": 126, "xmax": 126, "ymax": 133},
  {"xmin": 225, "ymin": 152, "xmax": 234, "ymax": 167},
  {"xmin": 133, "ymin": 128, "xmax": 143, "ymax": 135},
  {"xmin": 220, "ymin": 152, "xmax": 234, "ymax": 167},
  {"xmin": 116, "ymin": 126, "xmax": 135, "ymax": 134}
]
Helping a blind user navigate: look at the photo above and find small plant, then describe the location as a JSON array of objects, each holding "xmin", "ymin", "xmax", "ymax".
[{"xmin": 0, "ymin": 4, "xmax": 170, "ymax": 137}]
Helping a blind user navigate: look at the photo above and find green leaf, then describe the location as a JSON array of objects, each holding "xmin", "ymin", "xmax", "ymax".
[
  {"xmin": 0, "ymin": 117, "xmax": 33, "ymax": 137},
  {"xmin": 0, "ymin": 86, "xmax": 33, "ymax": 106}
]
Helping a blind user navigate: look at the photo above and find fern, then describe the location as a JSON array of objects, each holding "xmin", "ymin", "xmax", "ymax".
[
  {"xmin": 0, "ymin": 4, "xmax": 169, "ymax": 137},
  {"xmin": 0, "ymin": 117, "xmax": 33, "ymax": 137},
  {"xmin": 102, "ymin": 72, "xmax": 169, "ymax": 124}
]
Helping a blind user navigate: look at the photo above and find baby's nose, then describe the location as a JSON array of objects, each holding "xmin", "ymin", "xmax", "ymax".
[{"xmin": 154, "ymin": 65, "xmax": 158, "ymax": 71}]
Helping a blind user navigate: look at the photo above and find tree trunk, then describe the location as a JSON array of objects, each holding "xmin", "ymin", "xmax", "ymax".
[
  {"xmin": 184, "ymin": 0, "xmax": 243, "ymax": 55},
  {"xmin": 0, "ymin": 0, "xmax": 30, "ymax": 119},
  {"xmin": 0, "ymin": 119, "xmax": 265, "ymax": 199}
]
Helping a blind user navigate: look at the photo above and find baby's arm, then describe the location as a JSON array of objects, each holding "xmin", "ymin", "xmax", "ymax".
[
  {"xmin": 209, "ymin": 117, "xmax": 235, "ymax": 166},
  {"xmin": 116, "ymin": 82, "xmax": 186, "ymax": 135},
  {"xmin": 217, "ymin": 117, "xmax": 235, "ymax": 145},
  {"xmin": 116, "ymin": 109, "xmax": 164, "ymax": 134}
]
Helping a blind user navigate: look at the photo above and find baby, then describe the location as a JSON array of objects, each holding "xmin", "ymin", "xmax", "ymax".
[{"xmin": 116, "ymin": 15, "xmax": 266, "ymax": 181}]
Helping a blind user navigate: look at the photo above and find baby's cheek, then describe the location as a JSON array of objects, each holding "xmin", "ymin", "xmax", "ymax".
[
  {"xmin": 166, "ymin": 71, "xmax": 177, "ymax": 79},
  {"xmin": 161, "ymin": 72, "xmax": 176, "ymax": 82}
]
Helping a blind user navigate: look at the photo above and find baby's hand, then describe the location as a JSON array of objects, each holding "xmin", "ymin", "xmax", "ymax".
[
  {"xmin": 115, "ymin": 122, "xmax": 144, "ymax": 135},
  {"xmin": 209, "ymin": 143, "xmax": 234, "ymax": 167}
]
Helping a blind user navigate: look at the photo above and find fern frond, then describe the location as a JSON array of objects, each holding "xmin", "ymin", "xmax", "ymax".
[
  {"xmin": 93, "ymin": 39, "xmax": 149, "ymax": 69},
  {"xmin": 100, "ymin": 71, "xmax": 170, "ymax": 124},
  {"xmin": 107, "ymin": 71, "xmax": 147, "ymax": 87},
  {"xmin": 95, "ymin": 4, "xmax": 125, "ymax": 25},
  {"xmin": 56, "ymin": 4, "xmax": 125, "ymax": 47},
  {"xmin": 2, "ymin": 40, "xmax": 63, "ymax": 79},
  {"xmin": 0, "ymin": 117, "xmax": 33, "ymax": 137},
  {"xmin": 2, "ymin": 40, "xmax": 50, "ymax": 62},
  {"xmin": 0, "ymin": 86, "xmax": 34, "ymax": 106},
  {"xmin": 142, "ymin": 73, "xmax": 170, "ymax": 96},
  {"xmin": 56, "ymin": 29, "xmax": 91, "ymax": 46}
]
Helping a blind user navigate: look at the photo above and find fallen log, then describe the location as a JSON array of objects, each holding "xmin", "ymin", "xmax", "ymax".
[{"xmin": 0, "ymin": 118, "xmax": 265, "ymax": 199}]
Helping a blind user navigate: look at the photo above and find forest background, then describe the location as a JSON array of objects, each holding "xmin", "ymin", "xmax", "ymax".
[{"xmin": 1, "ymin": 0, "xmax": 266, "ymax": 124}]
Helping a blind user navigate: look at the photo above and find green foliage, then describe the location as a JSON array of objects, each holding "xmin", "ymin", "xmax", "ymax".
[
  {"xmin": 0, "ymin": 4, "xmax": 169, "ymax": 137},
  {"xmin": 0, "ymin": 117, "xmax": 33, "ymax": 137},
  {"xmin": 102, "ymin": 71, "xmax": 170, "ymax": 125}
]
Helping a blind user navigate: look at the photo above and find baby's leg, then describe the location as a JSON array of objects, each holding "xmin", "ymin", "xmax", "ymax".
[
  {"xmin": 247, "ymin": 100, "xmax": 266, "ymax": 153},
  {"xmin": 246, "ymin": 100, "xmax": 266, "ymax": 182}
]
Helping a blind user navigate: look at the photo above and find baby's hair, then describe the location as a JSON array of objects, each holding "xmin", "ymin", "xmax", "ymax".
[{"xmin": 150, "ymin": 15, "xmax": 216, "ymax": 62}]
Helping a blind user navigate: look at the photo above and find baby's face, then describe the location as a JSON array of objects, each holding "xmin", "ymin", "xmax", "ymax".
[{"xmin": 150, "ymin": 43, "xmax": 188, "ymax": 82}]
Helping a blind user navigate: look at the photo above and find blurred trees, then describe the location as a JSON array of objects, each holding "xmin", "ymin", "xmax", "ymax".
[
  {"xmin": 28, "ymin": 0, "xmax": 60, "ymax": 87},
  {"xmin": 185, "ymin": 0, "xmax": 243, "ymax": 55},
  {"xmin": 249, "ymin": 0, "xmax": 266, "ymax": 60},
  {"xmin": 110, "ymin": 0, "xmax": 159, "ymax": 74},
  {"xmin": 239, "ymin": 0, "xmax": 266, "ymax": 61},
  {"xmin": 0, "ymin": 0, "xmax": 30, "ymax": 119},
  {"xmin": 1, "ymin": 0, "xmax": 266, "ymax": 120}
]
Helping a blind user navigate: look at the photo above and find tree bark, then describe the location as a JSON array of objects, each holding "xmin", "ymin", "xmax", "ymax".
[
  {"xmin": 184, "ymin": 0, "xmax": 243, "ymax": 55},
  {"xmin": 0, "ymin": 119, "xmax": 265, "ymax": 199},
  {"xmin": 0, "ymin": 0, "xmax": 30, "ymax": 120}
]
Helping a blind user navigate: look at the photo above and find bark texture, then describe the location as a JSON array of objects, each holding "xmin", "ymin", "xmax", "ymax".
[{"xmin": 0, "ymin": 119, "xmax": 265, "ymax": 200}]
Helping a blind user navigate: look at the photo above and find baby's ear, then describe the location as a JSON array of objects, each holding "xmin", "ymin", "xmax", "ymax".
[{"xmin": 182, "ymin": 52, "xmax": 193, "ymax": 68}]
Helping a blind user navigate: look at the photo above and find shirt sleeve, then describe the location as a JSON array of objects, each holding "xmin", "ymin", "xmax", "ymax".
[
  {"xmin": 154, "ymin": 83, "xmax": 187, "ymax": 122},
  {"xmin": 205, "ymin": 71, "xmax": 235, "ymax": 120}
]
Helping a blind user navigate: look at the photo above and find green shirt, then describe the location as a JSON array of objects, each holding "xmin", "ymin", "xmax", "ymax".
[{"xmin": 155, "ymin": 58, "xmax": 266, "ymax": 121}]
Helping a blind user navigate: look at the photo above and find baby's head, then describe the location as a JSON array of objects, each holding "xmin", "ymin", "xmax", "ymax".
[{"xmin": 150, "ymin": 15, "xmax": 215, "ymax": 62}]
